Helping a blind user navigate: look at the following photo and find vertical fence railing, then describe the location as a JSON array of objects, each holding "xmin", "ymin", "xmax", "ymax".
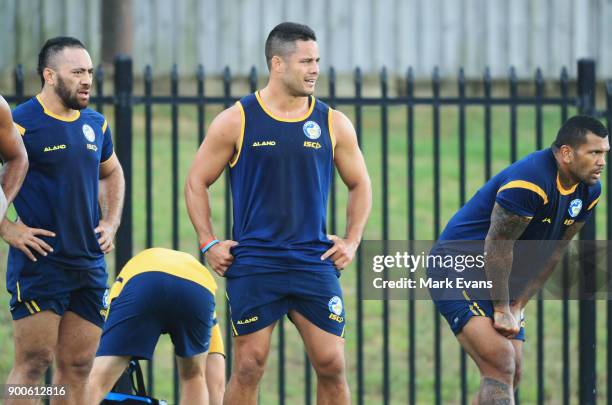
[
  {"xmin": 4, "ymin": 58, "xmax": 608, "ymax": 405},
  {"xmin": 607, "ymin": 77, "xmax": 612, "ymax": 405},
  {"xmin": 432, "ymin": 66, "xmax": 442, "ymax": 405},
  {"xmin": 405, "ymin": 66, "xmax": 416, "ymax": 405},
  {"xmin": 560, "ymin": 66, "xmax": 570, "ymax": 405},
  {"xmin": 354, "ymin": 67, "xmax": 365, "ymax": 405},
  {"xmin": 483, "ymin": 67, "xmax": 492, "ymax": 181},
  {"xmin": 197, "ymin": 64, "xmax": 206, "ymax": 266},
  {"xmin": 143, "ymin": 64, "xmax": 154, "ymax": 395},
  {"xmin": 534, "ymin": 67, "xmax": 545, "ymax": 405},
  {"xmin": 457, "ymin": 67, "xmax": 468, "ymax": 405},
  {"xmin": 221, "ymin": 67, "xmax": 234, "ymax": 383},
  {"xmin": 170, "ymin": 64, "xmax": 180, "ymax": 405},
  {"xmin": 380, "ymin": 66, "xmax": 390, "ymax": 405},
  {"xmin": 509, "ymin": 67, "xmax": 518, "ymax": 163},
  {"xmin": 577, "ymin": 59, "xmax": 597, "ymax": 405},
  {"xmin": 114, "ymin": 55, "xmax": 133, "ymax": 272}
]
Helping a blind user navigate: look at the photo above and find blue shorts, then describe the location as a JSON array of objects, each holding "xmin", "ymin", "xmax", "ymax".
[
  {"xmin": 431, "ymin": 290, "xmax": 526, "ymax": 341},
  {"xmin": 225, "ymin": 268, "xmax": 346, "ymax": 338},
  {"xmin": 7, "ymin": 259, "xmax": 108, "ymax": 328},
  {"xmin": 97, "ymin": 272, "xmax": 216, "ymax": 359},
  {"xmin": 427, "ymin": 248, "xmax": 526, "ymax": 341}
]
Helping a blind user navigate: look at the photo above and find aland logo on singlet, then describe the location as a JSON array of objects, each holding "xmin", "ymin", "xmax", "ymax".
[
  {"xmin": 252, "ymin": 140, "xmax": 276, "ymax": 147},
  {"xmin": 44, "ymin": 144, "xmax": 66, "ymax": 152}
]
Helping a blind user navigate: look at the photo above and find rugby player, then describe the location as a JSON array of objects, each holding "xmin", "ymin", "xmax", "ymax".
[{"xmin": 185, "ymin": 22, "xmax": 371, "ymax": 405}]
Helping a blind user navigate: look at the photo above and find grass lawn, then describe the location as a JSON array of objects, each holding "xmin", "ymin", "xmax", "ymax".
[{"xmin": 0, "ymin": 87, "xmax": 610, "ymax": 404}]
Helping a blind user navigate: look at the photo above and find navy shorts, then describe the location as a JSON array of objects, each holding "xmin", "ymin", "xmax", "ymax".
[
  {"xmin": 225, "ymin": 268, "xmax": 345, "ymax": 338},
  {"xmin": 427, "ymin": 250, "xmax": 526, "ymax": 341},
  {"xmin": 7, "ymin": 259, "xmax": 108, "ymax": 328},
  {"xmin": 431, "ymin": 289, "xmax": 526, "ymax": 341},
  {"xmin": 97, "ymin": 272, "xmax": 216, "ymax": 359}
]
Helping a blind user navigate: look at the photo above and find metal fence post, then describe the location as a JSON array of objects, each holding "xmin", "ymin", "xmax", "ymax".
[
  {"xmin": 577, "ymin": 58, "xmax": 597, "ymax": 405},
  {"xmin": 113, "ymin": 55, "xmax": 133, "ymax": 273},
  {"xmin": 607, "ymin": 79, "xmax": 612, "ymax": 405}
]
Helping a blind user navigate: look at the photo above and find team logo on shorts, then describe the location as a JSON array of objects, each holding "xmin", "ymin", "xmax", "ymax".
[
  {"xmin": 568, "ymin": 199, "xmax": 583, "ymax": 218},
  {"xmin": 102, "ymin": 289, "xmax": 110, "ymax": 309},
  {"xmin": 303, "ymin": 121, "xmax": 321, "ymax": 140},
  {"xmin": 82, "ymin": 124, "xmax": 96, "ymax": 142},
  {"xmin": 328, "ymin": 296, "xmax": 343, "ymax": 316}
]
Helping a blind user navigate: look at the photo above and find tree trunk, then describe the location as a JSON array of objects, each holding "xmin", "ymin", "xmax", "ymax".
[{"xmin": 101, "ymin": 0, "xmax": 133, "ymax": 65}]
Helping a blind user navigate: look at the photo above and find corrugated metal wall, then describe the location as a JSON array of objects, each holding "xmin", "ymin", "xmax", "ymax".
[{"xmin": 1, "ymin": 0, "xmax": 611, "ymax": 79}]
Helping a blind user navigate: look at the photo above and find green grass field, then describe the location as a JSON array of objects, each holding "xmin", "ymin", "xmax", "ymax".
[{"xmin": 0, "ymin": 89, "xmax": 610, "ymax": 404}]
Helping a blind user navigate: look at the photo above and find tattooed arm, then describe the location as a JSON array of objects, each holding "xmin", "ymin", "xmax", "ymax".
[
  {"xmin": 512, "ymin": 221, "xmax": 584, "ymax": 308},
  {"xmin": 484, "ymin": 203, "xmax": 531, "ymax": 337}
]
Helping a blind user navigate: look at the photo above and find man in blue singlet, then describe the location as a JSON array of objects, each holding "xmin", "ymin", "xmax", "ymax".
[
  {"xmin": 186, "ymin": 22, "xmax": 372, "ymax": 405},
  {"xmin": 0, "ymin": 95, "xmax": 28, "ymax": 223},
  {"xmin": 429, "ymin": 116, "xmax": 608, "ymax": 403},
  {"xmin": 2, "ymin": 37, "xmax": 125, "ymax": 405}
]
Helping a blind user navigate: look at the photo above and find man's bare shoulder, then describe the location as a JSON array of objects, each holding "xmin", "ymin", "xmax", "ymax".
[
  {"xmin": 0, "ymin": 95, "xmax": 10, "ymax": 115},
  {"xmin": 0, "ymin": 96, "xmax": 13, "ymax": 128},
  {"xmin": 208, "ymin": 103, "xmax": 243, "ymax": 141},
  {"xmin": 331, "ymin": 109, "xmax": 357, "ymax": 145}
]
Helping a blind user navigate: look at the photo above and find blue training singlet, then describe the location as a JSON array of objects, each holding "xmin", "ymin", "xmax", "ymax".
[
  {"xmin": 228, "ymin": 91, "xmax": 336, "ymax": 274},
  {"xmin": 10, "ymin": 95, "xmax": 114, "ymax": 271}
]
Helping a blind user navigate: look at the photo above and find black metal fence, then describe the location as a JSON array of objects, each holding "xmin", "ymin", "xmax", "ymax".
[{"xmin": 4, "ymin": 58, "xmax": 612, "ymax": 404}]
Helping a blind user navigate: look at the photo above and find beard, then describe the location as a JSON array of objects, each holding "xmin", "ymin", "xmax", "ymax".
[{"xmin": 55, "ymin": 75, "xmax": 87, "ymax": 110}]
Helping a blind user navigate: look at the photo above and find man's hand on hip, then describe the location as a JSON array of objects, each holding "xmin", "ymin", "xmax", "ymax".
[
  {"xmin": 321, "ymin": 235, "xmax": 359, "ymax": 270},
  {"xmin": 95, "ymin": 219, "xmax": 118, "ymax": 254},
  {"xmin": 0, "ymin": 219, "xmax": 55, "ymax": 261},
  {"xmin": 206, "ymin": 240, "xmax": 239, "ymax": 276}
]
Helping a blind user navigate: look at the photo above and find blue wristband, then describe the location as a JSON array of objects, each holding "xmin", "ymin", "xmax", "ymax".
[{"xmin": 201, "ymin": 239, "xmax": 220, "ymax": 254}]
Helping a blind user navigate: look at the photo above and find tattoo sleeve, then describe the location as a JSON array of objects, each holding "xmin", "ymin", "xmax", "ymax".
[
  {"xmin": 479, "ymin": 377, "xmax": 513, "ymax": 405},
  {"xmin": 484, "ymin": 203, "xmax": 532, "ymax": 307}
]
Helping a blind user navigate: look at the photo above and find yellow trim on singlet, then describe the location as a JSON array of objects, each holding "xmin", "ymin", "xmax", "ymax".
[
  {"xmin": 36, "ymin": 94, "xmax": 80, "ymax": 122},
  {"xmin": 556, "ymin": 173, "xmax": 578, "ymax": 195},
  {"xmin": 497, "ymin": 180, "xmax": 549, "ymax": 205},
  {"xmin": 107, "ymin": 248, "xmax": 217, "ymax": 304},
  {"xmin": 102, "ymin": 119, "xmax": 108, "ymax": 133},
  {"xmin": 587, "ymin": 196, "xmax": 600, "ymax": 210},
  {"xmin": 328, "ymin": 107, "xmax": 336, "ymax": 158},
  {"xmin": 229, "ymin": 101, "xmax": 245, "ymax": 168},
  {"xmin": 14, "ymin": 123, "xmax": 26, "ymax": 136},
  {"xmin": 255, "ymin": 91, "xmax": 315, "ymax": 123}
]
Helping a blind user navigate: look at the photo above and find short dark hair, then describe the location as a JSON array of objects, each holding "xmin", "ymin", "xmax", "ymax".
[
  {"xmin": 553, "ymin": 115, "xmax": 608, "ymax": 149},
  {"xmin": 37, "ymin": 36, "xmax": 86, "ymax": 87},
  {"xmin": 264, "ymin": 22, "xmax": 316, "ymax": 69}
]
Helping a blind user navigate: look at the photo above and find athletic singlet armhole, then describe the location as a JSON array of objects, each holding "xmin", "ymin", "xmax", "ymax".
[
  {"xmin": 14, "ymin": 123, "xmax": 26, "ymax": 136},
  {"xmin": 229, "ymin": 101, "xmax": 245, "ymax": 168},
  {"xmin": 328, "ymin": 107, "xmax": 336, "ymax": 159}
]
